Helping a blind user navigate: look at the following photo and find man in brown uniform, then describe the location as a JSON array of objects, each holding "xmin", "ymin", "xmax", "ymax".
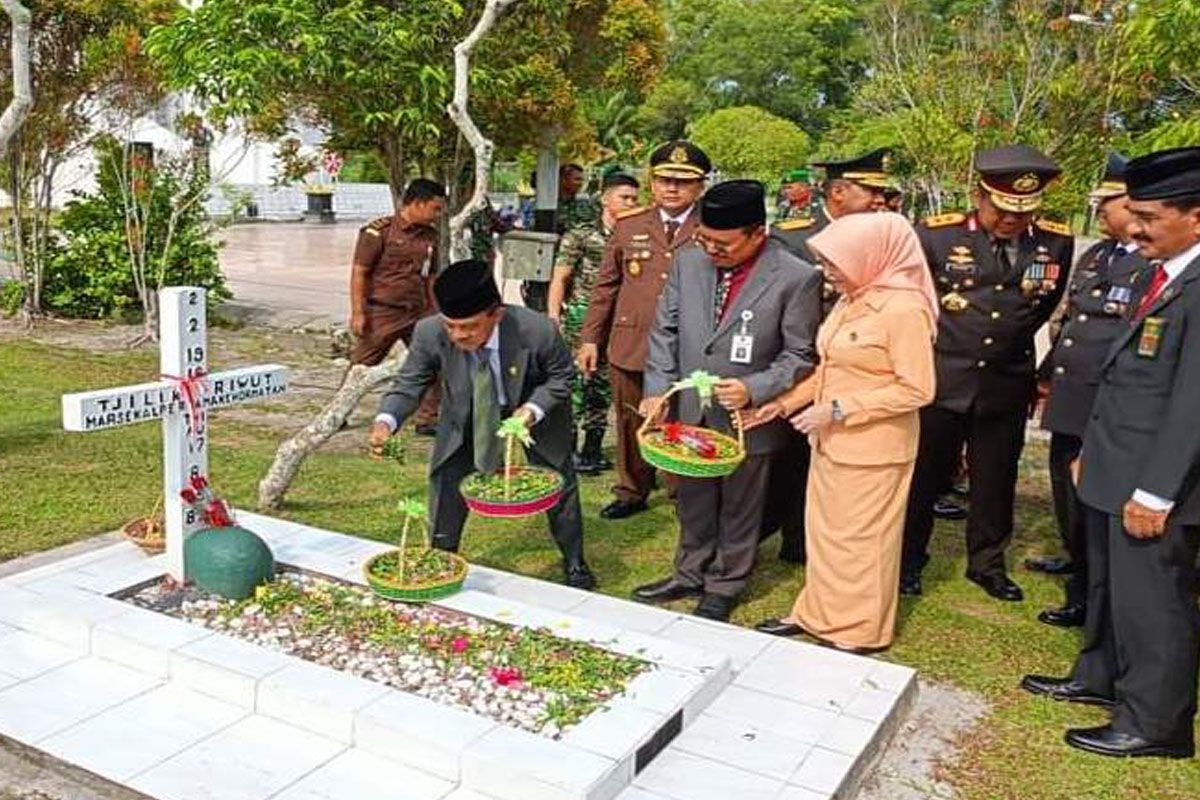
[
  {"xmin": 349, "ymin": 178, "xmax": 446, "ymax": 432},
  {"xmin": 578, "ymin": 140, "xmax": 711, "ymax": 519}
]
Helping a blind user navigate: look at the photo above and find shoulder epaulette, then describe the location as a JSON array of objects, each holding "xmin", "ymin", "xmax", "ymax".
[
  {"xmin": 616, "ymin": 206, "xmax": 649, "ymax": 221},
  {"xmin": 1035, "ymin": 218, "xmax": 1072, "ymax": 237},
  {"xmin": 774, "ymin": 217, "xmax": 815, "ymax": 231},
  {"xmin": 922, "ymin": 212, "xmax": 966, "ymax": 229},
  {"xmin": 361, "ymin": 216, "xmax": 391, "ymax": 236}
]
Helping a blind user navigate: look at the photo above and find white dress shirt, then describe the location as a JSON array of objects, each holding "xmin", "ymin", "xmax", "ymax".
[
  {"xmin": 1130, "ymin": 238, "xmax": 1200, "ymax": 512},
  {"xmin": 659, "ymin": 206, "xmax": 693, "ymax": 231},
  {"xmin": 375, "ymin": 324, "xmax": 543, "ymax": 433}
]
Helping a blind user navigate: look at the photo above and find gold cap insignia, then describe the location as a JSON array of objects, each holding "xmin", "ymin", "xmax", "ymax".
[
  {"xmin": 1012, "ymin": 173, "xmax": 1041, "ymax": 193},
  {"xmin": 670, "ymin": 146, "xmax": 688, "ymax": 164}
]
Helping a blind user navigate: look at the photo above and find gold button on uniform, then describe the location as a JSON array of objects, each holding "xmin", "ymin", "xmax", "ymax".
[{"xmin": 983, "ymin": 337, "xmax": 994, "ymax": 345}]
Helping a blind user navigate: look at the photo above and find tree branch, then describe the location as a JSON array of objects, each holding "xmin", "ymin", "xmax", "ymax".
[
  {"xmin": 446, "ymin": 0, "xmax": 521, "ymax": 261},
  {"xmin": 0, "ymin": 0, "xmax": 31, "ymax": 156}
]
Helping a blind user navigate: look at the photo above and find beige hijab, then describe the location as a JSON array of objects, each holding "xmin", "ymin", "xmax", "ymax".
[{"xmin": 807, "ymin": 212, "xmax": 939, "ymax": 327}]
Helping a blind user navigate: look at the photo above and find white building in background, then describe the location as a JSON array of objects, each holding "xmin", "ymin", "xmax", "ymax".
[{"xmin": 47, "ymin": 95, "xmax": 394, "ymax": 220}]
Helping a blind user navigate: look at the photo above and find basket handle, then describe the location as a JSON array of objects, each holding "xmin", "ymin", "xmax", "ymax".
[
  {"xmin": 733, "ymin": 408, "xmax": 745, "ymax": 451},
  {"xmin": 638, "ymin": 384, "xmax": 681, "ymax": 438}
]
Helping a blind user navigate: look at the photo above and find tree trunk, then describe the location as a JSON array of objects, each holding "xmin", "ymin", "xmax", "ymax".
[
  {"xmin": 381, "ymin": 137, "xmax": 405, "ymax": 209},
  {"xmin": 256, "ymin": 0, "xmax": 521, "ymax": 509},
  {"xmin": 257, "ymin": 359, "xmax": 401, "ymax": 509},
  {"xmin": 0, "ymin": 0, "xmax": 32, "ymax": 157}
]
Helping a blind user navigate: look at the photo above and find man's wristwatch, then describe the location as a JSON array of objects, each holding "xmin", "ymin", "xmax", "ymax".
[{"xmin": 830, "ymin": 399, "xmax": 845, "ymax": 423}]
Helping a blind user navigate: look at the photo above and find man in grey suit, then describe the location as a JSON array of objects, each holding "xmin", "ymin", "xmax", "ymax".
[
  {"xmin": 1021, "ymin": 147, "xmax": 1200, "ymax": 758},
  {"xmin": 633, "ymin": 180, "xmax": 822, "ymax": 621},
  {"xmin": 368, "ymin": 259, "xmax": 596, "ymax": 590}
]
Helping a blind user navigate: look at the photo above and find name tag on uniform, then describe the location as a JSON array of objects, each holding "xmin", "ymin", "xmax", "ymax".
[{"xmin": 730, "ymin": 311, "xmax": 754, "ymax": 364}]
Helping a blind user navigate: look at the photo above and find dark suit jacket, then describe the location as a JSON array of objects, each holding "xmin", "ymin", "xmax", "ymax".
[
  {"xmin": 378, "ymin": 306, "xmax": 575, "ymax": 472},
  {"xmin": 644, "ymin": 239, "xmax": 822, "ymax": 456},
  {"xmin": 1079, "ymin": 249, "xmax": 1200, "ymax": 524},
  {"xmin": 919, "ymin": 212, "xmax": 1073, "ymax": 415},
  {"xmin": 1041, "ymin": 240, "xmax": 1148, "ymax": 437}
]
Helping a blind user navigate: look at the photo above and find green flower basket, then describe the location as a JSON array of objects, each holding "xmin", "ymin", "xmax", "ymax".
[
  {"xmin": 637, "ymin": 372, "xmax": 746, "ymax": 479},
  {"xmin": 363, "ymin": 549, "xmax": 468, "ymax": 603}
]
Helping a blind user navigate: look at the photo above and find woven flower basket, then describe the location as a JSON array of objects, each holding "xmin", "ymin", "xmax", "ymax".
[
  {"xmin": 363, "ymin": 550, "xmax": 468, "ymax": 603},
  {"xmin": 460, "ymin": 465, "xmax": 565, "ymax": 518},
  {"xmin": 121, "ymin": 514, "xmax": 166, "ymax": 555},
  {"xmin": 637, "ymin": 381, "xmax": 746, "ymax": 479}
]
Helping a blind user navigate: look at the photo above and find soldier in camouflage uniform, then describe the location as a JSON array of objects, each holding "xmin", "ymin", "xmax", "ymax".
[{"xmin": 548, "ymin": 172, "xmax": 641, "ymax": 474}]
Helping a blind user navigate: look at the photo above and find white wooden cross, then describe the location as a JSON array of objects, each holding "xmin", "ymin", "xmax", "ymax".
[{"xmin": 62, "ymin": 287, "xmax": 289, "ymax": 580}]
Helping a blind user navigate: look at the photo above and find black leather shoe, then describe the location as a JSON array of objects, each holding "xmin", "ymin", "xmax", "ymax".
[
  {"xmin": 600, "ymin": 499, "xmax": 648, "ymax": 520},
  {"xmin": 1025, "ymin": 555, "xmax": 1075, "ymax": 575},
  {"xmin": 899, "ymin": 572, "xmax": 923, "ymax": 597},
  {"xmin": 414, "ymin": 422, "xmax": 438, "ymax": 437},
  {"xmin": 778, "ymin": 539, "xmax": 806, "ymax": 565},
  {"xmin": 633, "ymin": 577, "xmax": 701, "ymax": 604},
  {"xmin": 564, "ymin": 564, "xmax": 597, "ymax": 591},
  {"xmin": 932, "ymin": 497, "xmax": 967, "ymax": 520},
  {"xmin": 693, "ymin": 593, "xmax": 735, "ymax": 622},
  {"xmin": 1020, "ymin": 674, "xmax": 1115, "ymax": 707},
  {"xmin": 1065, "ymin": 725, "xmax": 1194, "ymax": 759},
  {"xmin": 755, "ymin": 618, "xmax": 805, "ymax": 637},
  {"xmin": 967, "ymin": 572, "xmax": 1024, "ymax": 601},
  {"xmin": 1038, "ymin": 603, "xmax": 1086, "ymax": 628}
]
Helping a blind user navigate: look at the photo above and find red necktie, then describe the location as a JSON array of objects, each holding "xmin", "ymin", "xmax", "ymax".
[{"xmin": 1133, "ymin": 264, "xmax": 1169, "ymax": 320}]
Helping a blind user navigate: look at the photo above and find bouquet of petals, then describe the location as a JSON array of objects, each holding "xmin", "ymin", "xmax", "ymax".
[{"xmin": 179, "ymin": 475, "xmax": 235, "ymax": 528}]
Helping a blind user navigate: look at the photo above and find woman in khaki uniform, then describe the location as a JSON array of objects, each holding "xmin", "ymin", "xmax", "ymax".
[{"xmin": 751, "ymin": 213, "xmax": 938, "ymax": 652}]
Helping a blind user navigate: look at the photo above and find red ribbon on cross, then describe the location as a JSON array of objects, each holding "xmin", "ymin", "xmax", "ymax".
[{"xmin": 161, "ymin": 370, "xmax": 210, "ymax": 436}]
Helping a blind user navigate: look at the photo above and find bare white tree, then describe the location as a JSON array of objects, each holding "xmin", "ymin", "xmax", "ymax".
[
  {"xmin": 0, "ymin": 0, "xmax": 31, "ymax": 156},
  {"xmin": 258, "ymin": 0, "xmax": 522, "ymax": 510}
]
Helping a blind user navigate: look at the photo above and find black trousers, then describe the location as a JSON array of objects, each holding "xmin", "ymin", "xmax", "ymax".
[
  {"xmin": 1048, "ymin": 433, "xmax": 1088, "ymax": 607},
  {"xmin": 1071, "ymin": 504, "xmax": 1200, "ymax": 743},
  {"xmin": 759, "ymin": 436, "xmax": 810, "ymax": 558},
  {"xmin": 428, "ymin": 443, "xmax": 586, "ymax": 568},
  {"xmin": 674, "ymin": 454, "xmax": 771, "ymax": 598},
  {"xmin": 902, "ymin": 404, "xmax": 1027, "ymax": 579}
]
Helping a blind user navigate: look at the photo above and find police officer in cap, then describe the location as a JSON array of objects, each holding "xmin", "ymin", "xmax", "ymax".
[
  {"xmin": 579, "ymin": 140, "xmax": 711, "ymax": 520},
  {"xmin": 900, "ymin": 144, "xmax": 1073, "ymax": 600},
  {"xmin": 1030, "ymin": 153, "xmax": 1148, "ymax": 628},
  {"xmin": 1022, "ymin": 146, "xmax": 1200, "ymax": 759}
]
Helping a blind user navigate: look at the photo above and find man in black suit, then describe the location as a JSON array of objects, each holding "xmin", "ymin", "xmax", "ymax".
[
  {"xmin": 900, "ymin": 144, "xmax": 1073, "ymax": 600},
  {"xmin": 369, "ymin": 259, "xmax": 596, "ymax": 590},
  {"xmin": 1031, "ymin": 153, "xmax": 1149, "ymax": 628},
  {"xmin": 1022, "ymin": 147, "xmax": 1200, "ymax": 759}
]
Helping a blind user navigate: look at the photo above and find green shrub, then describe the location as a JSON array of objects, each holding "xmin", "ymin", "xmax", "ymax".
[
  {"xmin": 44, "ymin": 139, "xmax": 229, "ymax": 320},
  {"xmin": 1, "ymin": 279, "xmax": 22, "ymax": 317}
]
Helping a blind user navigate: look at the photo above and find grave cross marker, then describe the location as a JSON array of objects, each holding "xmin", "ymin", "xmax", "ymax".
[{"xmin": 62, "ymin": 287, "xmax": 289, "ymax": 580}]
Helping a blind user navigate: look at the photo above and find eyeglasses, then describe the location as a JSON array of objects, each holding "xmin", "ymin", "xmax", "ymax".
[{"xmin": 694, "ymin": 232, "xmax": 745, "ymax": 256}]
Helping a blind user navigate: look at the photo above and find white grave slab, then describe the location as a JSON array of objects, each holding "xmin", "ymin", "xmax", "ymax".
[
  {"xmin": 0, "ymin": 514, "xmax": 915, "ymax": 800},
  {"xmin": 61, "ymin": 287, "xmax": 289, "ymax": 579}
]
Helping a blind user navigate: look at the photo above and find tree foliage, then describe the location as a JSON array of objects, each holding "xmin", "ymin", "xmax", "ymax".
[
  {"xmin": 146, "ymin": 0, "xmax": 667, "ymax": 198},
  {"xmin": 689, "ymin": 105, "xmax": 810, "ymax": 183}
]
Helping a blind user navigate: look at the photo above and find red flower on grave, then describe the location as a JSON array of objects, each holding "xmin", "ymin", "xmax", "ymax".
[
  {"xmin": 451, "ymin": 637, "xmax": 470, "ymax": 654},
  {"xmin": 489, "ymin": 666, "xmax": 523, "ymax": 687},
  {"xmin": 180, "ymin": 488, "xmax": 199, "ymax": 504},
  {"xmin": 190, "ymin": 475, "xmax": 208, "ymax": 491}
]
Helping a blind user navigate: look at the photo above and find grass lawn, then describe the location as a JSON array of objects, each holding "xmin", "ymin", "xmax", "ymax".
[{"xmin": 2, "ymin": 332, "xmax": 1199, "ymax": 799}]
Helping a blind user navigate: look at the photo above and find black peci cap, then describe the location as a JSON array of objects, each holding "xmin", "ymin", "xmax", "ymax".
[
  {"xmin": 1126, "ymin": 147, "xmax": 1200, "ymax": 201},
  {"xmin": 649, "ymin": 140, "xmax": 712, "ymax": 180},
  {"xmin": 975, "ymin": 144, "xmax": 1061, "ymax": 212},
  {"xmin": 433, "ymin": 260, "xmax": 501, "ymax": 319},
  {"xmin": 699, "ymin": 180, "xmax": 766, "ymax": 230}
]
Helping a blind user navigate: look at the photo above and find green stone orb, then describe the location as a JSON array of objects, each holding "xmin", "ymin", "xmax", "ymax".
[{"xmin": 184, "ymin": 526, "xmax": 275, "ymax": 600}]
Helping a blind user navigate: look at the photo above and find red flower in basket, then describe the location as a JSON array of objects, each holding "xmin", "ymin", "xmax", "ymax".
[
  {"xmin": 662, "ymin": 421, "xmax": 717, "ymax": 459},
  {"xmin": 489, "ymin": 665, "xmax": 524, "ymax": 687}
]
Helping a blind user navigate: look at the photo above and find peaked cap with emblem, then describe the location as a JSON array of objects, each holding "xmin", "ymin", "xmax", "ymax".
[
  {"xmin": 649, "ymin": 140, "xmax": 712, "ymax": 180},
  {"xmin": 1089, "ymin": 152, "xmax": 1130, "ymax": 201},
  {"xmin": 975, "ymin": 144, "xmax": 1061, "ymax": 213},
  {"xmin": 813, "ymin": 148, "xmax": 895, "ymax": 189},
  {"xmin": 1126, "ymin": 146, "xmax": 1200, "ymax": 201}
]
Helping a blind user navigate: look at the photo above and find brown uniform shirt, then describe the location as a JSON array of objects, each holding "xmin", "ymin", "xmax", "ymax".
[
  {"xmin": 580, "ymin": 204, "xmax": 699, "ymax": 372},
  {"xmin": 353, "ymin": 215, "xmax": 440, "ymax": 323}
]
